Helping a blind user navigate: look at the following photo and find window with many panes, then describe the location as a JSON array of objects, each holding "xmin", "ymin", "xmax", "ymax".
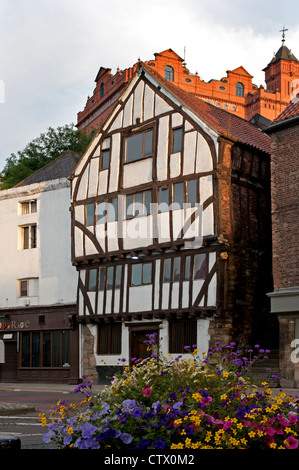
[
  {"xmin": 126, "ymin": 191, "xmax": 151, "ymax": 219},
  {"xmin": 125, "ymin": 129, "xmax": 153, "ymax": 163},
  {"xmin": 131, "ymin": 262, "xmax": 152, "ymax": 286},
  {"xmin": 87, "ymin": 266, "xmax": 123, "ymax": 292},
  {"xmin": 184, "ymin": 254, "xmax": 206, "ymax": 281},
  {"xmin": 173, "ymin": 179, "xmax": 198, "ymax": 209},
  {"xmin": 236, "ymin": 82, "xmax": 244, "ymax": 97},
  {"xmin": 21, "ymin": 330, "xmax": 70, "ymax": 367},
  {"xmin": 163, "ymin": 257, "xmax": 181, "ymax": 283},
  {"xmin": 97, "ymin": 198, "xmax": 118, "ymax": 224},
  {"xmin": 164, "ymin": 65, "xmax": 174, "ymax": 81}
]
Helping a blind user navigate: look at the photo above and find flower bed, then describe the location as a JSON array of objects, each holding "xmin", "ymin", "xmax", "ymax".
[{"xmin": 41, "ymin": 340, "xmax": 299, "ymax": 450}]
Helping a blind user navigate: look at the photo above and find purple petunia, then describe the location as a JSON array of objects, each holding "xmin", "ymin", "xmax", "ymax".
[
  {"xmin": 154, "ymin": 439, "xmax": 166, "ymax": 449},
  {"xmin": 121, "ymin": 433, "xmax": 133, "ymax": 445}
]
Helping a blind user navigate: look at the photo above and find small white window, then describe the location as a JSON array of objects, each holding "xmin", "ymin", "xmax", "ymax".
[
  {"xmin": 19, "ymin": 224, "xmax": 37, "ymax": 249},
  {"xmin": 18, "ymin": 278, "xmax": 39, "ymax": 297},
  {"xmin": 19, "ymin": 200, "xmax": 37, "ymax": 215}
]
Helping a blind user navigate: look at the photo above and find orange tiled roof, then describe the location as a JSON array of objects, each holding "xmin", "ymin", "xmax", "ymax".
[{"xmin": 141, "ymin": 63, "xmax": 271, "ymax": 154}]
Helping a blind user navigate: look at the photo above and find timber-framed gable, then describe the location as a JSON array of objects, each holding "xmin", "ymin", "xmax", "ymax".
[{"xmin": 70, "ymin": 63, "xmax": 273, "ymax": 383}]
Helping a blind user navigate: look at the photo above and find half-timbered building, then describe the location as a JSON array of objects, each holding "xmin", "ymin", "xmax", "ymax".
[{"xmin": 70, "ymin": 63, "xmax": 275, "ymax": 383}]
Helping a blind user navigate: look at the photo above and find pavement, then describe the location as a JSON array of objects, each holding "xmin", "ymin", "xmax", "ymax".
[
  {"xmin": 0, "ymin": 382, "xmax": 298, "ymax": 416},
  {"xmin": 0, "ymin": 381, "xmax": 107, "ymax": 415}
]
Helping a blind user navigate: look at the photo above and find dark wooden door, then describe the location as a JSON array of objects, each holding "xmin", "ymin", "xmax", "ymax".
[
  {"xmin": 131, "ymin": 329, "xmax": 158, "ymax": 362},
  {"xmin": 0, "ymin": 341, "xmax": 18, "ymax": 382}
]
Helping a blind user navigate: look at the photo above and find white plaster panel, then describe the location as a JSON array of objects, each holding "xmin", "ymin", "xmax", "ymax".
[
  {"xmin": 107, "ymin": 222, "xmax": 119, "ymax": 252},
  {"xmin": 95, "ymin": 223, "xmax": 106, "ymax": 251},
  {"xmin": 74, "ymin": 205, "xmax": 85, "ymax": 226},
  {"xmin": 84, "ymin": 233, "xmax": 99, "ymax": 256},
  {"xmin": 197, "ymin": 319, "xmax": 211, "ymax": 356},
  {"xmin": 185, "ymin": 120, "xmax": 194, "ymax": 132},
  {"xmin": 172, "ymin": 209, "xmax": 185, "ymax": 239},
  {"xmin": 105, "ymin": 291, "xmax": 112, "ymax": 314},
  {"xmin": 122, "ymin": 216, "xmax": 153, "ymax": 250},
  {"xmin": 183, "ymin": 131, "xmax": 197, "ymax": 175},
  {"xmin": 172, "ymin": 113, "xmax": 183, "ymax": 127},
  {"xmin": 192, "ymin": 279, "xmax": 204, "ymax": 304},
  {"xmin": 162, "ymin": 284, "xmax": 169, "ymax": 310},
  {"xmin": 182, "ymin": 281, "xmax": 189, "ymax": 308},
  {"xmin": 87, "ymin": 157, "xmax": 99, "ymax": 198},
  {"xmin": 114, "ymin": 290, "xmax": 120, "ymax": 313},
  {"xmin": 76, "ymin": 165, "xmax": 89, "ymax": 202},
  {"xmin": 133, "ymin": 81, "xmax": 144, "ymax": 124},
  {"xmin": 108, "ymin": 133, "xmax": 121, "ymax": 193},
  {"xmin": 143, "ymin": 85, "xmax": 155, "ymax": 121},
  {"xmin": 75, "ymin": 226, "xmax": 84, "ymax": 258},
  {"xmin": 129, "ymin": 285, "xmax": 152, "ymax": 312},
  {"xmin": 109, "ymin": 109, "xmax": 123, "ymax": 132},
  {"xmin": 123, "ymin": 95, "xmax": 133, "ymax": 128},
  {"xmin": 158, "ymin": 212, "xmax": 171, "ymax": 243},
  {"xmin": 209, "ymin": 252, "xmax": 216, "ymax": 271},
  {"xmin": 87, "ymin": 292, "xmax": 96, "ymax": 314},
  {"xmin": 123, "ymin": 265, "xmax": 128, "ymax": 314},
  {"xmin": 207, "ymin": 273, "xmax": 217, "ymax": 306},
  {"xmin": 123, "ymin": 158, "xmax": 152, "ymax": 188},
  {"xmin": 196, "ymin": 133, "xmax": 213, "ymax": 173},
  {"xmin": 97, "ymin": 291, "xmax": 104, "ymax": 315},
  {"xmin": 169, "ymin": 152, "xmax": 181, "ymax": 178},
  {"xmin": 156, "ymin": 116, "xmax": 169, "ymax": 181},
  {"xmin": 171, "ymin": 283, "xmax": 179, "ymax": 309},
  {"xmin": 155, "ymin": 94, "xmax": 172, "ymax": 116},
  {"xmin": 154, "ymin": 259, "xmax": 160, "ymax": 310},
  {"xmin": 200, "ymin": 175, "xmax": 213, "ymax": 203},
  {"xmin": 202, "ymin": 204, "xmax": 214, "ymax": 236},
  {"xmin": 98, "ymin": 170, "xmax": 108, "ymax": 195}
]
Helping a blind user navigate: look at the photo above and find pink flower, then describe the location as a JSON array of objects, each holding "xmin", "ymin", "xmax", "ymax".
[
  {"xmin": 285, "ymin": 436, "xmax": 298, "ymax": 449},
  {"xmin": 278, "ymin": 416, "xmax": 289, "ymax": 427},
  {"xmin": 288, "ymin": 412, "xmax": 298, "ymax": 426},
  {"xmin": 265, "ymin": 426, "xmax": 276, "ymax": 437},
  {"xmin": 223, "ymin": 420, "xmax": 232, "ymax": 430},
  {"xmin": 202, "ymin": 396, "xmax": 212, "ymax": 406},
  {"xmin": 142, "ymin": 387, "xmax": 152, "ymax": 397}
]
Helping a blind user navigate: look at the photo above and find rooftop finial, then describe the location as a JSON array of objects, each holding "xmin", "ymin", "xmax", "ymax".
[{"xmin": 280, "ymin": 25, "xmax": 288, "ymax": 43}]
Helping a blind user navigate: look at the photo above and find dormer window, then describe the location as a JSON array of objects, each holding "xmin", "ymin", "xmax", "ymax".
[
  {"xmin": 164, "ymin": 65, "xmax": 174, "ymax": 81},
  {"xmin": 236, "ymin": 82, "xmax": 244, "ymax": 97}
]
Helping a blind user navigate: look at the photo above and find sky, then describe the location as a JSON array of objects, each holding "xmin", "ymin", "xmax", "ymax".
[{"xmin": 0, "ymin": 0, "xmax": 299, "ymax": 172}]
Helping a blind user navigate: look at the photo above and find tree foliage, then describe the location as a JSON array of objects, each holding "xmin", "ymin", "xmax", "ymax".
[{"xmin": 0, "ymin": 124, "xmax": 92, "ymax": 189}]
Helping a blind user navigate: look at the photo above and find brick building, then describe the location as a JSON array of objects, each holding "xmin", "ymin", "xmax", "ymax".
[
  {"xmin": 77, "ymin": 39, "xmax": 299, "ymax": 135},
  {"xmin": 266, "ymin": 96, "xmax": 299, "ymax": 387}
]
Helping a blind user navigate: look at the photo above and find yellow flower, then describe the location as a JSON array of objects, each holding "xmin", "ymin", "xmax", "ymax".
[
  {"xmin": 185, "ymin": 438, "xmax": 192, "ymax": 448},
  {"xmin": 171, "ymin": 443, "xmax": 184, "ymax": 449},
  {"xmin": 192, "ymin": 393, "xmax": 202, "ymax": 402},
  {"xmin": 67, "ymin": 427, "xmax": 74, "ymax": 435},
  {"xmin": 223, "ymin": 371, "xmax": 229, "ymax": 378},
  {"xmin": 38, "ymin": 413, "xmax": 48, "ymax": 427},
  {"xmin": 248, "ymin": 431, "xmax": 256, "ymax": 438},
  {"xmin": 220, "ymin": 394, "xmax": 227, "ymax": 400}
]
